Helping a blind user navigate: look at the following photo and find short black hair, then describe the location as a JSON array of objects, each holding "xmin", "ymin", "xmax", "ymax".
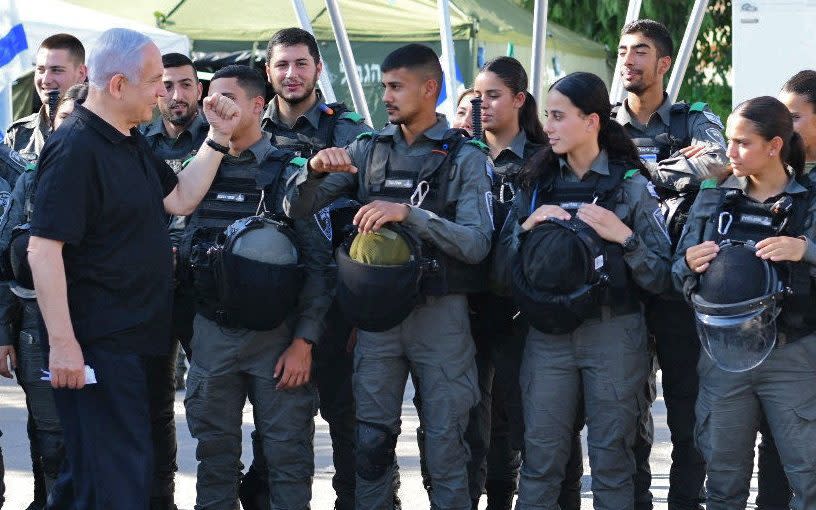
[
  {"xmin": 782, "ymin": 70, "xmax": 816, "ymax": 113},
  {"xmin": 266, "ymin": 28, "xmax": 320, "ymax": 65},
  {"xmin": 40, "ymin": 33, "xmax": 85, "ymax": 65},
  {"xmin": 381, "ymin": 44, "xmax": 442, "ymax": 96},
  {"xmin": 211, "ymin": 65, "xmax": 266, "ymax": 99},
  {"xmin": 162, "ymin": 52, "xmax": 197, "ymax": 75},
  {"xmin": 621, "ymin": 19, "xmax": 674, "ymax": 58}
]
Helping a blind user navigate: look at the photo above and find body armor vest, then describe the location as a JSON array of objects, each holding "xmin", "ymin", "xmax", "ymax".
[
  {"xmin": 701, "ymin": 182, "xmax": 816, "ymax": 341},
  {"xmin": 523, "ymin": 161, "xmax": 642, "ymax": 315},
  {"xmin": 358, "ymin": 129, "xmax": 488, "ymax": 295},
  {"xmin": 264, "ymin": 102, "xmax": 349, "ymax": 159}
]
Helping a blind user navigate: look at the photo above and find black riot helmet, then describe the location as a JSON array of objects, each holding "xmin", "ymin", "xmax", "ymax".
[
  {"xmin": 691, "ymin": 240, "xmax": 786, "ymax": 372},
  {"xmin": 335, "ymin": 223, "xmax": 424, "ymax": 332},
  {"xmin": 511, "ymin": 218, "xmax": 611, "ymax": 334},
  {"xmin": 214, "ymin": 215, "xmax": 304, "ymax": 330}
]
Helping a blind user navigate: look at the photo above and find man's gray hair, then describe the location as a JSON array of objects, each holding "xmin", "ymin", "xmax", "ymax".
[{"xmin": 87, "ymin": 28, "xmax": 153, "ymax": 88}]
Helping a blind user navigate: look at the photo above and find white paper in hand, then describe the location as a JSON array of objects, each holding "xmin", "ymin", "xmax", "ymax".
[{"xmin": 40, "ymin": 365, "xmax": 97, "ymax": 385}]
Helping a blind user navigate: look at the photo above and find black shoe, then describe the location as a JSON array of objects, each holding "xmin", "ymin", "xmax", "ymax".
[
  {"xmin": 485, "ymin": 479, "xmax": 516, "ymax": 510},
  {"xmin": 238, "ymin": 466, "xmax": 270, "ymax": 510},
  {"xmin": 24, "ymin": 503, "xmax": 44, "ymax": 510}
]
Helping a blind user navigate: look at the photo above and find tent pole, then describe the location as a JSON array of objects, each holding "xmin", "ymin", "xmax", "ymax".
[
  {"xmin": 290, "ymin": 0, "xmax": 337, "ymax": 103},
  {"xmin": 323, "ymin": 0, "xmax": 372, "ymax": 126},
  {"xmin": 529, "ymin": 0, "xmax": 549, "ymax": 99},
  {"xmin": 608, "ymin": 0, "xmax": 643, "ymax": 104},
  {"xmin": 437, "ymin": 0, "xmax": 458, "ymax": 120},
  {"xmin": 667, "ymin": 0, "xmax": 709, "ymax": 103}
]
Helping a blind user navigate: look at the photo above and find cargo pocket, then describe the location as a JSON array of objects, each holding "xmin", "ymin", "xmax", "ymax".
[
  {"xmin": 792, "ymin": 397, "xmax": 816, "ymax": 470},
  {"xmin": 440, "ymin": 356, "xmax": 480, "ymax": 420},
  {"xmin": 17, "ymin": 331, "xmax": 45, "ymax": 384},
  {"xmin": 693, "ymin": 402, "xmax": 712, "ymax": 464}
]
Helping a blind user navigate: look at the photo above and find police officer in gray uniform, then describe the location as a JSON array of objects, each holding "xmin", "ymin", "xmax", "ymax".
[
  {"xmin": 238, "ymin": 28, "xmax": 372, "ymax": 510},
  {"xmin": 4, "ymin": 34, "xmax": 86, "ymax": 164},
  {"xmin": 182, "ymin": 65, "xmax": 331, "ymax": 510},
  {"xmin": 494, "ymin": 72, "xmax": 671, "ymax": 510},
  {"xmin": 674, "ymin": 96, "xmax": 816, "ymax": 510},
  {"xmin": 614, "ymin": 20, "xmax": 728, "ymax": 510},
  {"xmin": 139, "ymin": 52, "xmax": 209, "ymax": 510},
  {"xmin": 284, "ymin": 44, "xmax": 493, "ymax": 510}
]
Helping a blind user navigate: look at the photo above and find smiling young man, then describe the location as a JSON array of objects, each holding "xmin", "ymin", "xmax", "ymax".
[
  {"xmin": 284, "ymin": 43, "xmax": 494, "ymax": 510},
  {"xmin": 4, "ymin": 33, "xmax": 87, "ymax": 163},
  {"xmin": 612, "ymin": 19, "xmax": 728, "ymax": 510},
  {"xmin": 237, "ymin": 28, "xmax": 373, "ymax": 510}
]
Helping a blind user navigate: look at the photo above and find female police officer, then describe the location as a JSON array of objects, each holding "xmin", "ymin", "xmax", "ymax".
[
  {"xmin": 674, "ymin": 96, "xmax": 816, "ymax": 510},
  {"xmin": 494, "ymin": 71, "xmax": 671, "ymax": 510},
  {"xmin": 781, "ymin": 70, "xmax": 816, "ymax": 173}
]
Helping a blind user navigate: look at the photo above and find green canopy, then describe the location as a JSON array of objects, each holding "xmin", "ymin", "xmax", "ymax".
[{"xmin": 58, "ymin": 0, "xmax": 610, "ymax": 125}]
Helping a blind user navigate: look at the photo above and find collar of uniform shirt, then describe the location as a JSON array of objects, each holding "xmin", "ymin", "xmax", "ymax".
[
  {"xmin": 495, "ymin": 130, "xmax": 529, "ymax": 163},
  {"xmin": 557, "ymin": 149, "xmax": 610, "ymax": 177},
  {"xmin": 723, "ymin": 173, "xmax": 809, "ymax": 196},
  {"xmin": 618, "ymin": 92, "xmax": 673, "ymax": 130},
  {"xmin": 264, "ymin": 89, "xmax": 326, "ymax": 131}
]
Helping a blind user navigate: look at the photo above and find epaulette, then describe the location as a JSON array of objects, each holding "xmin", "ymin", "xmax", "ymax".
[
  {"xmin": 466, "ymin": 139, "xmax": 489, "ymax": 153},
  {"xmin": 356, "ymin": 131, "xmax": 376, "ymax": 141},
  {"xmin": 689, "ymin": 102, "xmax": 708, "ymax": 113},
  {"xmin": 623, "ymin": 169, "xmax": 640, "ymax": 180},
  {"xmin": 339, "ymin": 111, "xmax": 364, "ymax": 123},
  {"xmin": 700, "ymin": 178, "xmax": 718, "ymax": 190}
]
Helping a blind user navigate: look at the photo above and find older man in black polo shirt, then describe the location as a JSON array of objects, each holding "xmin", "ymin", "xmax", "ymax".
[{"xmin": 27, "ymin": 28, "xmax": 240, "ymax": 510}]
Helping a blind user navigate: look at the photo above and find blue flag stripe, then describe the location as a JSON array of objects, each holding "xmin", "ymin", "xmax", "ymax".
[{"xmin": 0, "ymin": 23, "xmax": 27, "ymax": 68}]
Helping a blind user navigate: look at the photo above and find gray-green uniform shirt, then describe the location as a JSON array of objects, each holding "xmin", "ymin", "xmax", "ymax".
[
  {"xmin": 3, "ymin": 107, "xmax": 50, "ymax": 164},
  {"xmin": 140, "ymin": 113, "xmax": 210, "ymax": 174},
  {"xmin": 262, "ymin": 91, "xmax": 370, "ymax": 156},
  {"xmin": 615, "ymin": 94, "xmax": 728, "ymax": 182},
  {"xmin": 284, "ymin": 115, "xmax": 494, "ymax": 266},
  {"xmin": 672, "ymin": 174, "xmax": 816, "ymax": 299},
  {"xmin": 493, "ymin": 150, "xmax": 672, "ymax": 296}
]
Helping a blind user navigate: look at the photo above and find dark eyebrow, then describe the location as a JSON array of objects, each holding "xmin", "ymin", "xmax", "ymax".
[{"xmin": 618, "ymin": 43, "xmax": 652, "ymax": 51}]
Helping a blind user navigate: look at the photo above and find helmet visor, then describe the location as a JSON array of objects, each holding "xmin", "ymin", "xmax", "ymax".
[{"xmin": 695, "ymin": 306, "xmax": 778, "ymax": 372}]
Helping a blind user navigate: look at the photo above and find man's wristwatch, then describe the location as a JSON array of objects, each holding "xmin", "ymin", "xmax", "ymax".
[
  {"xmin": 622, "ymin": 233, "xmax": 640, "ymax": 252},
  {"xmin": 205, "ymin": 138, "xmax": 230, "ymax": 154}
]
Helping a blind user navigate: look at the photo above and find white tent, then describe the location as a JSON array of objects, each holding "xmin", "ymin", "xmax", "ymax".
[{"xmin": 18, "ymin": 0, "xmax": 190, "ymax": 63}]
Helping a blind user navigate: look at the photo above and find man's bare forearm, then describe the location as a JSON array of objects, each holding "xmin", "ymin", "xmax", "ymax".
[
  {"xmin": 163, "ymin": 138, "xmax": 226, "ymax": 216},
  {"xmin": 28, "ymin": 236, "xmax": 77, "ymax": 346}
]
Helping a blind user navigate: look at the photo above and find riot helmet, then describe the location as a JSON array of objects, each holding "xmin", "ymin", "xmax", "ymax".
[
  {"xmin": 336, "ymin": 224, "xmax": 423, "ymax": 332},
  {"xmin": 691, "ymin": 240, "xmax": 786, "ymax": 372},
  {"xmin": 512, "ymin": 217, "xmax": 611, "ymax": 334}
]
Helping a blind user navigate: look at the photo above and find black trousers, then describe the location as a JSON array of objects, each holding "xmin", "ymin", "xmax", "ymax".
[
  {"xmin": 642, "ymin": 297, "xmax": 706, "ymax": 510},
  {"xmin": 756, "ymin": 415, "xmax": 792, "ymax": 510},
  {"xmin": 144, "ymin": 343, "xmax": 180, "ymax": 504},
  {"xmin": 49, "ymin": 345, "xmax": 153, "ymax": 510}
]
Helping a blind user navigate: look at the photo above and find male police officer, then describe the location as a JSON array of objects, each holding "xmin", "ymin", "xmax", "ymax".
[
  {"xmin": 285, "ymin": 44, "xmax": 493, "ymax": 510},
  {"xmin": 182, "ymin": 65, "xmax": 332, "ymax": 510},
  {"xmin": 4, "ymin": 33, "xmax": 86, "ymax": 162},
  {"xmin": 614, "ymin": 19, "xmax": 728, "ymax": 510},
  {"xmin": 139, "ymin": 52, "xmax": 210, "ymax": 510},
  {"xmin": 236, "ymin": 28, "xmax": 370, "ymax": 510}
]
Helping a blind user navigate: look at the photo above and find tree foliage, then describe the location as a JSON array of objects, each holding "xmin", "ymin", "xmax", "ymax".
[{"xmin": 519, "ymin": 0, "xmax": 732, "ymax": 119}]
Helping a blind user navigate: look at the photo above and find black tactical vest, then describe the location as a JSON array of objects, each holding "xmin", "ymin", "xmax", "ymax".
[
  {"xmin": 358, "ymin": 128, "xmax": 488, "ymax": 295},
  {"xmin": 263, "ymin": 102, "xmax": 350, "ymax": 159},
  {"xmin": 527, "ymin": 160, "xmax": 641, "ymax": 313},
  {"xmin": 701, "ymin": 182, "xmax": 816, "ymax": 340}
]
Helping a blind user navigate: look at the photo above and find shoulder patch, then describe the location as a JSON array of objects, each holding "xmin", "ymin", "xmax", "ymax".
[
  {"xmin": 689, "ymin": 102, "xmax": 708, "ymax": 112},
  {"xmin": 290, "ymin": 156, "xmax": 308, "ymax": 168},
  {"xmin": 339, "ymin": 111, "xmax": 364, "ymax": 123},
  {"xmin": 466, "ymin": 139, "xmax": 489, "ymax": 153},
  {"xmin": 8, "ymin": 150, "xmax": 27, "ymax": 169},
  {"xmin": 702, "ymin": 110, "xmax": 725, "ymax": 129},
  {"xmin": 356, "ymin": 131, "xmax": 375, "ymax": 141},
  {"xmin": 623, "ymin": 169, "xmax": 639, "ymax": 180},
  {"xmin": 646, "ymin": 181, "xmax": 660, "ymax": 199},
  {"xmin": 700, "ymin": 178, "xmax": 718, "ymax": 190}
]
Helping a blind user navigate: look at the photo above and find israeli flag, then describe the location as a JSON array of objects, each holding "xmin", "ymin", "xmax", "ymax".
[{"xmin": 0, "ymin": 0, "xmax": 28, "ymax": 131}]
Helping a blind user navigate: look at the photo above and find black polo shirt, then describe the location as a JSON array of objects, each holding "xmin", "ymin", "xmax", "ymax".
[{"xmin": 31, "ymin": 105, "xmax": 179, "ymax": 355}]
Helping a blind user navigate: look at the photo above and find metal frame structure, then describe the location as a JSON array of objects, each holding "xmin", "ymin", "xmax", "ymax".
[
  {"xmin": 608, "ymin": 0, "xmax": 643, "ymax": 104},
  {"xmin": 437, "ymin": 0, "xmax": 458, "ymax": 120},
  {"xmin": 667, "ymin": 0, "xmax": 709, "ymax": 103},
  {"xmin": 291, "ymin": 0, "xmax": 338, "ymax": 103},
  {"xmin": 324, "ymin": 0, "xmax": 373, "ymax": 126},
  {"xmin": 529, "ymin": 0, "xmax": 549, "ymax": 99}
]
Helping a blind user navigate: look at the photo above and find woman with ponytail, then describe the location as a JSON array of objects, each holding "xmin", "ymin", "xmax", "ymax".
[
  {"xmin": 444, "ymin": 56, "xmax": 551, "ymax": 510},
  {"xmin": 493, "ymin": 71, "xmax": 671, "ymax": 510},
  {"xmin": 673, "ymin": 96, "xmax": 816, "ymax": 510}
]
